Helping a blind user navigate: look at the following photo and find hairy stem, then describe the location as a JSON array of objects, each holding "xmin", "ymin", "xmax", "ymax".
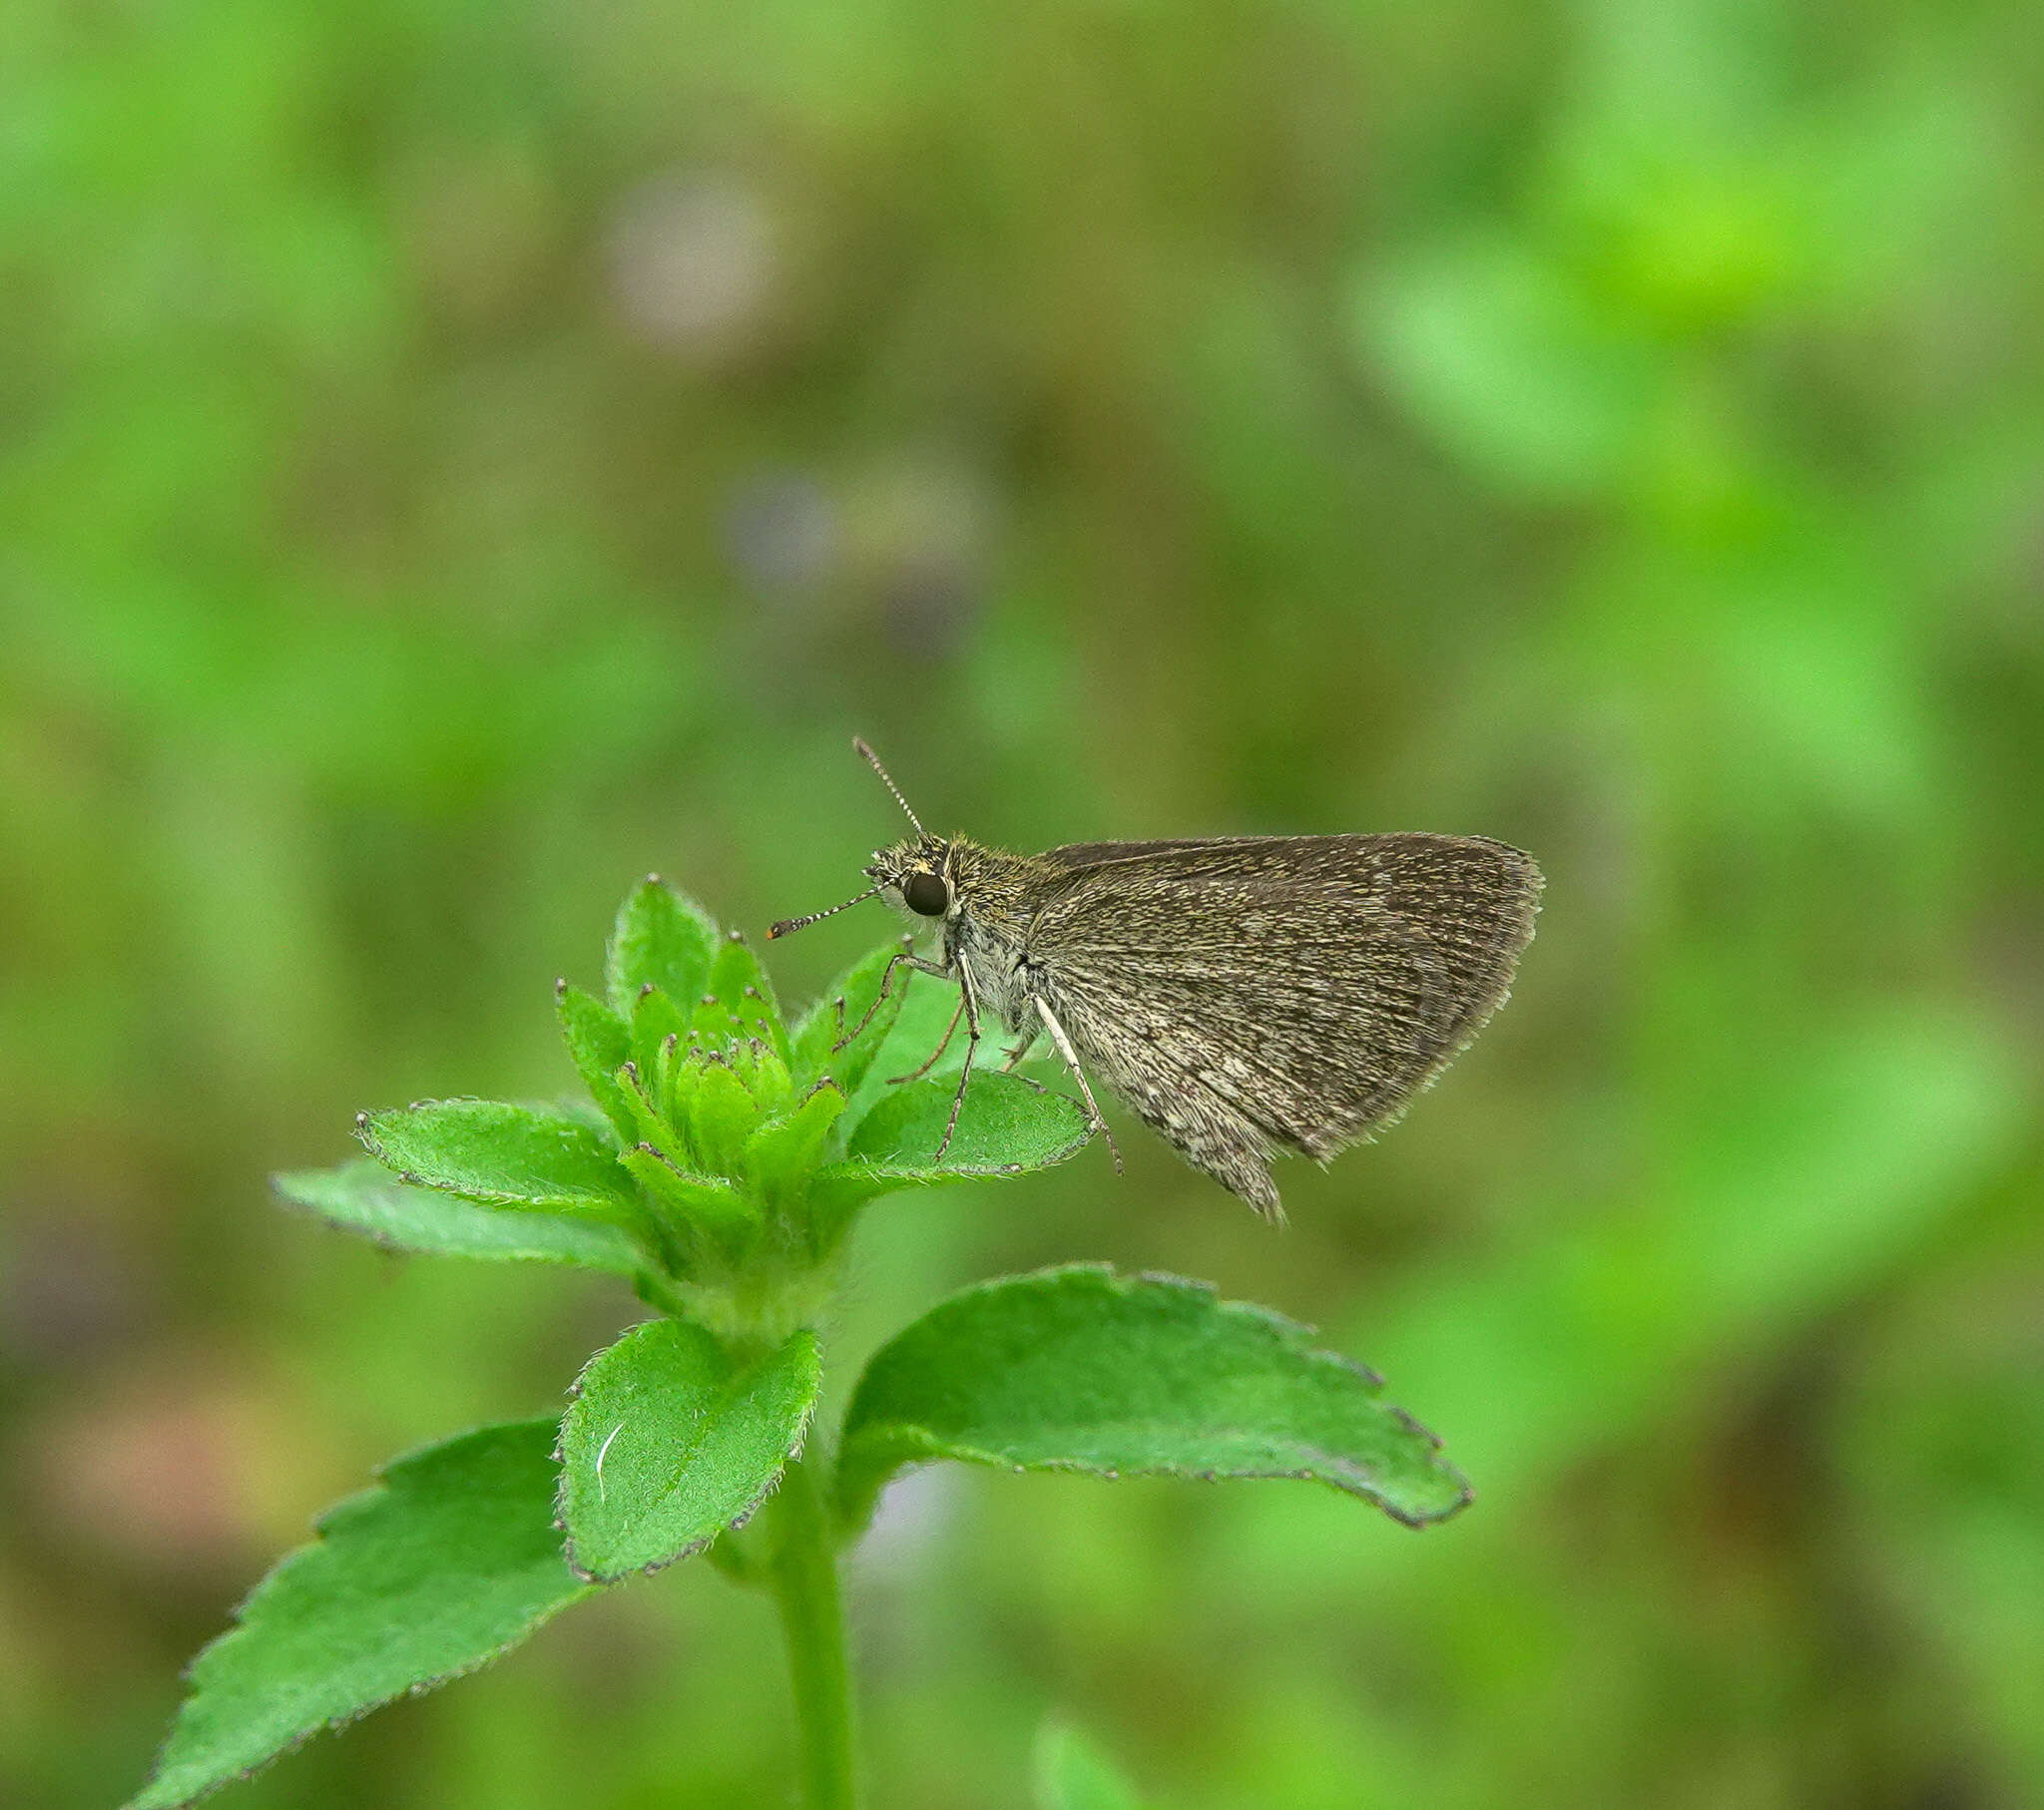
[{"xmin": 766, "ymin": 1452, "xmax": 861, "ymax": 1810}]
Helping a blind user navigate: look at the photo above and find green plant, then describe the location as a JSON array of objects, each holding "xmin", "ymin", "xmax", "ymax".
[{"xmin": 128, "ymin": 880, "xmax": 1471, "ymax": 1810}]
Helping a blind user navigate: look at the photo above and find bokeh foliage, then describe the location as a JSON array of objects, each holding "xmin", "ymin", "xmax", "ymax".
[{"xmin": 2, "ymin": 0, "xmax": 2040, "ymax": 1805}]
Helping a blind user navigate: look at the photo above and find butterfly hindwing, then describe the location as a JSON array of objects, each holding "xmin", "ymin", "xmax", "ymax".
[{"xmin": 1025, "ymin": 835, "xmax": 1542, "ymax": 1215}]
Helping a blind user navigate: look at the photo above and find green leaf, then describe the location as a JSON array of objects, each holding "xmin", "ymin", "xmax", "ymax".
[
  {"xmin": 619, "ymin": 1144, "xmax": 759, "ymax": 1243},
  {"xmin": 790, "ymin": 943, "xmax": 911, "ymax": 1092},
  {"xmin": 274, "ymin": 1162, "xmax": 645, "ymax": 1276},
  {"xmin": 836, "ymin": 1070, "xmax": 1094, "ymax": 1181},
  {"xmin": 555, "ymin": 983, "xmax": 636, "ymax": 1143},
  {"xmin": 606, "ymin": 878, "xmax": 718, "ymax": 1018},
  {"xmin": 614, "ymin": 1062, "xmax": 678, "ymax": 1156},
  {"xmin": 857, "ymin": 964, "xmax": 970, "ymax": 1096},
  {"xmin": 729, "ymin": 1037, "xmax": 794, "ymax": 1119},
  {"xmin": 741, "ymin": 1084, "xmax": 848, "ymax": 1205},
  {"xmin": 628, "ymin": 984, "xmax": 696, "ymax": 1110},
  {"xmin": 559, "ymin": 1319, "xmax": 822, "ymax": 1582},
  {"xmin": 127, "ymin": 1421, "xmax": 592, "ymax": 1810},
  {"xmin": 357, "ymin": 1100, "xmax": 640, "ymax": 1226},
  {"xmin": 1034, "ymin": 1721, "xmax": 1146, "ymax": 1810},
  {"xmin": 801, "ymin": 1071, "xmax": 1094, "ymax": 1246},
  {"xmin": 677, "ymin": 1058, "xmax": 766, "ymax": 1176},
  {"xmin": 708, "ymin": 934, "xmax": 789, "ymax": 1065},
  {"xmin": 837, "ymin": 1265, "xmax": 1471, "ymax": 1534}
]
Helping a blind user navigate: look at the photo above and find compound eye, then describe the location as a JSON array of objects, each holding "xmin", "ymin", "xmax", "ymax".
[{"xmin": 903, "ymin": 871, "xmax": 950, "ymax": 917}]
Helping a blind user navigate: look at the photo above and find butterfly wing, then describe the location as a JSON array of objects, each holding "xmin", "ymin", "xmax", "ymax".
[
  {"xmin": 1037, "ymin": 839, "xmax": 1238, "ymax": 866},
  {"xmin": 1026, "ymin": 835, "xmax": 1541, "ymax": 1216}
]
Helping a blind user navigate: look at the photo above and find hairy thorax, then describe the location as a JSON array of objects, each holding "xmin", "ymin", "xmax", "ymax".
[{"xmin": 937, "ymin": 843, "xmax": 1056, "ymax": 1037}]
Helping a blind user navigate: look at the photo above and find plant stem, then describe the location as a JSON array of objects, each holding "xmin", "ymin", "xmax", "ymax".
[{"xmin": 766, "ymin": 1452, "xmax": 861, "ymax": 1810}]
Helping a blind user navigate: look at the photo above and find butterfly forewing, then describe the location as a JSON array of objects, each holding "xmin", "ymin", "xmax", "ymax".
[{"xmin": 1025, "ymin": 835, "xmax": 1541, "ymax": 1217}]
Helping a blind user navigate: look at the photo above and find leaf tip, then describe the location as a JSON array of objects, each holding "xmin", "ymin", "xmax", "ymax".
[{"xmin": 1377, "ymin": 1469, "xmax": 1475, "ymax": 1529}]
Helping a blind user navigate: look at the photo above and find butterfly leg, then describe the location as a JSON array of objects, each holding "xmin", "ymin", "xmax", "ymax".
[
  {"xmin": 931, "ymin": 954, "xmax": 986, "ymax": 1162},
  {"xmin": 832, "ymin": 939, "xmax": 947, "ymax": 1051},
  {"xmin": 1031, "ymin": 996, "xmax": 1122, "ymax": 1172},
  {"xmin": 996, "ymin": 1029, "xmax": 1051, "ymax": 1095},
  {"xmin": 887, "ymin": 988, "xmax": 965, "ymax": 1084}
]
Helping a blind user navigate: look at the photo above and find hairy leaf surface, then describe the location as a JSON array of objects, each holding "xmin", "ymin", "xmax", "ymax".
[
  {"xmin": 839, "ymin": 1265, "xmax": 1470, "ymax": 1532},
  {"xmin": 560, "ymin": 1320, "xmax": 821, "ymax": 1582},
  {"xmin": 128, "ymin": 1421, "xmax": 590, "ymax": 1810},
  {"xmin": 274, "ymin": 1162, "xmax": 644, "ymax": 1274}
]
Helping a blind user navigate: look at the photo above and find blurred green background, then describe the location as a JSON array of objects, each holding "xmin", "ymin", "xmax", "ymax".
[{"xmin": 4, "ymin": 0, "xmax": 2041, "ymax": 1805}]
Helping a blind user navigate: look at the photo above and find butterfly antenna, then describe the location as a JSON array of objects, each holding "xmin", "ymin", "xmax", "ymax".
[
  {"xmin": 768, "ymin": 885, "xmax": 880, "ymax": 940},
  {"xmin": 852, "ymin": 737, "xmax": 926, "ymax": 838}
]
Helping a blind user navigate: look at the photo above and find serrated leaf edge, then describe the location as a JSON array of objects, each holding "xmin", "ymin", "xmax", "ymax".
[
  {"xmin": 353, "ymin": 1099, "xmax": 640, "ymax": 1213},
  {"xmin": 268, "ymin": 1169, "xmax": 645, "ymax": 1274},
  {"xmin": 824, "ymin": 1102, "xmax": 1097, "ymax": 1185},
  {"xmin": 606, "ymin": 876, "xmax": 720, "ymax": 1017},
  {"xmin": 838, "ymin": 1264, "xmax": 1471, "ymax": 1531},
  {"xmin": 553, "ymin": 1325, "xmax": 820, "ymax": 1584},
  {"xmin": 837, "ymin": 1070, "xmax": 1097, "ymax": 1173},
  {"xmin": 125, "ymin": 1419, "xmax": 595, "ymax": 1810},
  {"xmin": 842, "ymin": 1424, "xmax": 1470, "ymax": 1530}
]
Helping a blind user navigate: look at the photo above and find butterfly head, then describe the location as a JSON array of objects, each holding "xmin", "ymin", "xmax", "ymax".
[
  {"xmin": 766, "ymin": 738, "xmax": 963, "ymax": 940},
  {"xmin": 866, "ymin": 837, "xmax": 954, "ymax": 922}
]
